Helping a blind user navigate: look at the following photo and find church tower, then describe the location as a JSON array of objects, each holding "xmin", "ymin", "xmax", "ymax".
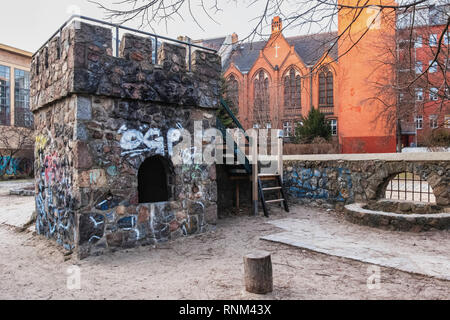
[
  {"xmin": 272, "ymin": 16, "xmax": 282, "ymax": 34},
  {"xmin": 337, "ymin": 0, "xmax": 398, "ymax": 153}
]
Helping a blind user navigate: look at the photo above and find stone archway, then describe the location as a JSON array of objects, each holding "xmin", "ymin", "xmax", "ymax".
[{"xmin": 365, "ymin": 162, "xmax": 448, "ymax": 206}]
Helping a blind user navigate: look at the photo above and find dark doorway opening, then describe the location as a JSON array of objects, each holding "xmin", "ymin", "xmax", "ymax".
[{"xmin": 138, "ymin": 156, "xmax": 172, "ymax": 203}]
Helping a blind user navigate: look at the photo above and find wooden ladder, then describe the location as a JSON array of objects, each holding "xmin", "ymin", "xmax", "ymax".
[
  {"xmin": 218, "ymin": 98, "xmax": 289, "ymax": 218},
  {"xmin": 258, "ymin": 174, "xmax": 289, "ymax": 217}
]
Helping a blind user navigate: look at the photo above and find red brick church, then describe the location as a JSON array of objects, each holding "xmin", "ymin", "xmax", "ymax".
[{"xmin": 196, "ymin": 1, "xmax": 449, "ymax": 153}]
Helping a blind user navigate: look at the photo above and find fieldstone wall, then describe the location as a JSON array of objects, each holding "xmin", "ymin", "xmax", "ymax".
[
  {"xmin": 344, "ymin": 203, "xmax": 450, "ymax": 232},
  {"xmin": 284, "ymin": 157, "xmax": 449, "ymax": 209},
  {"xmin": 31, "ymin": 21, "xmax": 221, "ymax": 258}
]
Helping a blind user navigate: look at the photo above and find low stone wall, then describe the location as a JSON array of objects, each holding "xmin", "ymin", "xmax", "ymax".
[
  {"xmin": 344, "ymin": 203, "xmax": 450, "ymax": 232},
  {"xmin": 364, "ymin": 200, "xmax": 445, "ymax": 215},
  {"xmin": 283, "ymin": 153, "xmax": 450, "ymax": 209}
]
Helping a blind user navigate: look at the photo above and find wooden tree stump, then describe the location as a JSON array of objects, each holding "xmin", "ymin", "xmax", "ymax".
[{"xmin": 244, "ymin": 251, "xmax": 273, "ymax": 294}]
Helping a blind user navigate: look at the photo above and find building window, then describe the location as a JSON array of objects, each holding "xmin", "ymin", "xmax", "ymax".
[
  {"xmin": 0, "ymin": 65, "xmax": 10, "ymax": 126},
  {"xmin": 319, "ymin": 67, "xmax": 334, "ymax": 107},
  {"xmin": 414, "ymin": 36, "xmax": 422, "ymax": 48},
  {"xmin": 415, "ymin": 61, "xmax": 423, "ymax": 74},
  {"xmin": 254, "ymin": 70, "xmax": 270, "ymax": 123},
  {"xmin": 429, "ymin": 115, "xmax": 438, "ymax": 129},
  {"xmin": 283, "ymin": 121, "xmax": 292, "ymax": 138},
  {"xmin": 14, "ymin": 69, "xmax": 32, "ymax": 128},
  {"xmin": 429, "ymin": 34, "xmax": 438, "ymax": 47},
  {"xmin": 225, "ymin": 74, "xmax": 239, "ymax": 110},
  {"xmin": 445, "ymin": 115, "xmax": 450, "ymax": 128},
  {"xmin": 415, "ymin": 115, "xmax": 423, "ymax": 130},
  {"xmin": 329, "ymin": 119, "xmax": 338, "ymax": 136},
  {"xmin": 284, "ymin": 68, "xmax": 301, "ymax": 112},
  {"xmin": 445, "ymin": 33, "xmax": 449, "ymax": 45},
  {"xmin": 429, "ymin": 60, "xmax": 438, "ymax": 73},
  {"xmin": 429, "ymin": 87, "xmax": 439, "ymax": 101},
  {"xmin": 415, "ymin": 88, "xmax": 424, "ymax": 101},
  {"xmin": 253, "ymin": 123, "xmax": 260, "ymax": 129},
  {"xmin": 265, "ymin": 122, "xmax": 272, "ymax": 129}
]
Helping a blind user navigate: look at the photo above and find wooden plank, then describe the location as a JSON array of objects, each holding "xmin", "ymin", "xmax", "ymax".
[
  {"xmin": 265, "ymin": 199, "xmax": 285, "ymax": 204},
  {"xmin": 236, "ymin": 181, "xmax": 240, "ymax": 215},
  {"xmin": 252, "ymin": 132, "xmax": 258, "ymax": 216},
  {"xmin": 277, "ymin": 132, "xmax": 283, "ymax": 180},
  {"xmin": 262, "ymin": 187, "xmax": 282, "ymax": 191}
]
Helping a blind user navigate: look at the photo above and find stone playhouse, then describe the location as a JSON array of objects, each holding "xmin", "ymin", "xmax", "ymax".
[
  {"xmin": 30, "ymin": 18, "xmax": 450, "ymax": 260},
  {"xmin": 31, "ymin": 20, "xmax": 221, "ymax": 258}
]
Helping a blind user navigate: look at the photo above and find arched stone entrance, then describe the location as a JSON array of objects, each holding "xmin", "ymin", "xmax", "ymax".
[{"xmin": 138, "ymin": 155, "xmax": 174, "ymax": 204}]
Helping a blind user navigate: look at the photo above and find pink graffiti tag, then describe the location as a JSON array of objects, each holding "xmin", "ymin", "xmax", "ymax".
[{"xmin": 44, "ymin": 153, "xmax": 63, "ymax": 184}]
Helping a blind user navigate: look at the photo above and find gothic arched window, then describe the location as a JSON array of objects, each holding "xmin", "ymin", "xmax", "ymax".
[
  {"xmin": 319, "ymin": 67, "xmax": 334, "ymax": 107},
  {"xmin": 226, "ymin": 75, "xmax": 239, "ymax": 109},
  {"xmin": 254, "ymin": 70, "xmax": 270, "ymax": 123},
  {"xmin": 284, "ymin": 68, "xmax": 301, "ymax": 112}
]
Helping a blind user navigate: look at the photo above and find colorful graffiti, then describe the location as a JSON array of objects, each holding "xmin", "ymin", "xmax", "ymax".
[
  {"xmin": 286, "ymin": 167, "xmax": 354, "ymax": 203},
  {"xmin": 35, "ymin": 152, "xmax": 76, "ymax": 251},
  {"xmin": 0, "ymin": 156, "xmax": 33, "ymax": 177}
]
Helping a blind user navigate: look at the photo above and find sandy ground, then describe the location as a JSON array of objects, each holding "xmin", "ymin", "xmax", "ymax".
[
  {"xmin": 0, "ymin": 199, "xmax": 449, "ymax": 299},
  {"xmin": 0, "ymin": 180, "xmax": 449, "ymax": 300}
]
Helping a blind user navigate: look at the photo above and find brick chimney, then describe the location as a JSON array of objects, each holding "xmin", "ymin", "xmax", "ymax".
[{"xmin": 271, "ymin": 16, "xmax": 282, "ymax": 34}]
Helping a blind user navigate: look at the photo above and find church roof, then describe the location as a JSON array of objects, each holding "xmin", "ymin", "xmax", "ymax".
[
  {"xmin": 199, "ymin": 32, "xmax": 338, "ymax": 73},
  {"xmin": 195, "ymin": 36, "xmax": 227, "ymax": 52}
]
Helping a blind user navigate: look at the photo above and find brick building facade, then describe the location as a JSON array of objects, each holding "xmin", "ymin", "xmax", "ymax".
[{"xmin": 197, "ymin": 1, "xmax": 449, "ymax": 153}]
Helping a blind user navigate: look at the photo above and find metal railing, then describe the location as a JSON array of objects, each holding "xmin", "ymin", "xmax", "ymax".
[
  {"xmin": 33, "ymin": 15, "xmax": 217, "ymax": 72},
  {"xmin": 385, "ymin": 172, "xmax": 436, "ymax": 203}
]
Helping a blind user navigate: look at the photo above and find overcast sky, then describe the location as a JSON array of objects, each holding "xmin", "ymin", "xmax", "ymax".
[{"xmin": 0, "ymin": 0, "xmax": 303, "ymax": 53}]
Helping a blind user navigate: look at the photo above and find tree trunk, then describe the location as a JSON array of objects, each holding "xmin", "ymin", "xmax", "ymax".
[{"xmin": 244, "ymin": 251, "xmax": 273, "ymax": 294}]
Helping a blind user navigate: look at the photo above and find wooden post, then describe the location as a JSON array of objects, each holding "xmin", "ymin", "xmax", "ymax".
[
  {"xmin": 236, "ymin": 180, "xmax": 240, "ymax": 215},
  {"xmin": 251, "ymin": 131, "xmax": 258, "ymax": 216},
  {"xmin": 244, "ymin": 251, "xmax": 273, "ymax": 294},
  {"xmin": 277, "ymin": 130, "xmax": 283, "ymax": 181}
]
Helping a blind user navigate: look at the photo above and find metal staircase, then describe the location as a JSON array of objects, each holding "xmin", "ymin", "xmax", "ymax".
[{"xmin": 217, "ymin": 98, "xmax": 289, "ymax": 217}]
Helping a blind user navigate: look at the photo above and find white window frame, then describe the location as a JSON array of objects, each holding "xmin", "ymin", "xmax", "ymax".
[
  {"xmin": 429, "ymin": 87, "xmax": 439, "ymax": 101},
  {"xmin": 415, "ymin": 61, "xmax": 423, "ymax": 74},
  {"xmin": 429, "ymin": 34, "xmax": 438, "ymax": 47},
  {"xmin": 329, "ymin": 119, "xmax": 338, "ymax": 136},
  {"xmin": 415, "ymin": 88, "xmax": 424, "ymax": 101},
  {"xmin": 414, "ymin": 36, "xmax": 422, "ymax": 48},
  {"xmin": 283, "ymin": 121, "xmax": 292, "ymax": 138},
  {"xmin": 429, "ymin": 60, "xmax": 438, "ymax": 73},
  {"xmin": 415, "ymin": 115, "xmax": 423, "ymax": 130},
  {"xmin": 429, "ymin": 115, "xmax": 438, "ymax": 129}
]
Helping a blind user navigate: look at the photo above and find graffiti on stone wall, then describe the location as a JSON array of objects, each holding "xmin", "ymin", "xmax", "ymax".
[
  {"xmin": 36, "ymin": 151, "xmax": 76, "ymax": 251},
  {"xmin": 0, "ymin": 156, "xmax": 33, "ymax": 177},
  {"xmin": 118, "ymin": 124, "xmax": 187, "ymax": 158},
  {"xmin": 118, "ymin": 124, "xmax": 202, "ymax": 165},
  {"xmin": 286, "ymin": 167, "xmax": 353, "ymax": 203}
]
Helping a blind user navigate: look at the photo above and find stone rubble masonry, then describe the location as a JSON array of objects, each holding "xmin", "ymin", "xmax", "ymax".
[
  {"xmin": 284, "ymin": 159, "xmax": 450, "ymax": 210},
  {"xmin": 344, "ymin": 203, "xmax": 450, "ymax": 232},
  {"xmin": 31, "ymin": 21, "xmax": 221, "ymax": 259},
  {"xmin": 31, "ymin": 22, "xmax": 221, "ymax": 112}
]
